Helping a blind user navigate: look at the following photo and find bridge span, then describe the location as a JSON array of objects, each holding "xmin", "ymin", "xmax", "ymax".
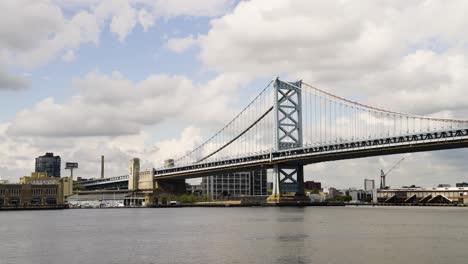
[
  {"xmin": 82, "ymin": 78, "xmax": 468, "ymax": 203},
  {"xmin": 154, "ymin": 129, "xmax": 468, "ymax": 180}
]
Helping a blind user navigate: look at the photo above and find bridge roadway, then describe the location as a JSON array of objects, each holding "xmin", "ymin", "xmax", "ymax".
[
  {"xmin": 154, "ymin": 128, "xmax": 468, "ymax": 180},
  {"xmin": 79, "ymin": 128, "xmax": 468, "ymax": 189},
  {"xmin": 79, "ymin": 175, "xmax": 128, "ymax": 189}
]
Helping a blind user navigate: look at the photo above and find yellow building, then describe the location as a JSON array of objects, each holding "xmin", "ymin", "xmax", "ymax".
[
  {"xmin": 0, "ymin": 183, "xmax": 63, "ymax": 207},
  {"xmin": 20, "ymin": 172, "xmax": 48, "ymax": 183},
  {"xmin": 19, "ymin": 172, "xmax": 73, "ymax": 198}
]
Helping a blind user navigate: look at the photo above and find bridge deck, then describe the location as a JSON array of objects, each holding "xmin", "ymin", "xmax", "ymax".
[{"xmin": 154, "ymin": 129, "xmax": 468, "ymax": 180}]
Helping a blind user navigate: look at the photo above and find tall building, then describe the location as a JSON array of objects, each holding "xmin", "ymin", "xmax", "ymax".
[
  {"xmin": 35, "ymin": 153, "xmax": 61, "ymax": 178},
  {"xmin": 201, "ymin": 169, "xmax": 267, "ymax": 199},
  {"xmin": 364, "ymin": 179, "xmax": 375, "ymax": 191}
]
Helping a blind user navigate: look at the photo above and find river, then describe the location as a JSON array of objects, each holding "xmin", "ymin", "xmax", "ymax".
[{"xmin": 1, "ymin": 206, "xmax": 468, "ymax": 264}]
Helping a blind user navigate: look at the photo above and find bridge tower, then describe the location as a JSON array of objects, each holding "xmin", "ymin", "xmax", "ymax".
[{"xmin": 268, "ymin": 78, "xmax": 308, "ymax": 204}]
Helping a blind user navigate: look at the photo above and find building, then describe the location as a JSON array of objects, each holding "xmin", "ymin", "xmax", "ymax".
[
  {"xmin": 438, "ymin": 184, "xmax": 451, "ymax": 188},
  {"xmin": 348, "ymin": 189, "xmax": 373, "ymax": 203},
  {"xmin": 364, "ymin": 179, "xmax": 375, "ymax": 191},
  {"xmin": 377, "ymin": 187, "xmax": 468, "ymax": 204},
  {"xmin": 0, "ymin": 183, "xmax": 65, "ymax": 207},
  {"xmin": 35, "ymin": 153, "xmax": 61, "ymax": 178},
  {"xmin": 66, "ymin": 190, "xmax": 144, "ymax": 208},
  {"xmin": 20, "ymin": 172, "xmax": 73, "ymax": 197},
  {"xmin": 304, "ymin": 181, "xmax": 321, "ymax": 191},
  {"xmin": 186, "ymin": 184, "xmax": 203, "ymax": 195},
  {"xmin": 201, "ymin": 169, "xmax": 267, "ymax": 199},
  {"xmin": 308, "ymin": 193, "xmax": 326, "ymax": 203},
  {"xmin": 323, "ymin": 187, "xmax": 339, "ymax": 199}
]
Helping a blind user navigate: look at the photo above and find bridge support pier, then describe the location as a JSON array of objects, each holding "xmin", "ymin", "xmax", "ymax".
[{"xmin": 267, "ymin": 164, "xmax": 309, "ymax": 204}]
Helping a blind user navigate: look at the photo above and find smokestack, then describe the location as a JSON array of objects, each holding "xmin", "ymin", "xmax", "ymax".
[{"xmin": 101, "ymin": 155, "xmax": 105, "ymax": 178}]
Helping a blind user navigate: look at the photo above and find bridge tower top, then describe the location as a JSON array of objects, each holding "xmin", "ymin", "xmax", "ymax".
[{"xmin": 274, "ymin": 78, "xmax": 303, "ymax": 150}]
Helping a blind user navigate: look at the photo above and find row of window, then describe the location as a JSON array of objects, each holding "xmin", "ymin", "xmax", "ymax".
[
  {"xmin": 0, "ymin": 188, "xmax": 58, "ymax": 197},
  {"xmin": 0, "ymin": 198, "xmax": 57, "ymax": 206},
  {"xmin": 32, "ymin": 188, "xmax": 57, "ymax": 196},
  {"xmin": 0, "ymin": 189, "xmax": 21, "ymax": 196},
  {"xmin": 378, "ymin": 192, "xmax": 468, "ymax": 198}
]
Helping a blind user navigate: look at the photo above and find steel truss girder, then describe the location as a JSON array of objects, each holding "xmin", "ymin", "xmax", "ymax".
[{"xmin": 274, "ymin": 79, "xmax": 303, "ymax": 151}]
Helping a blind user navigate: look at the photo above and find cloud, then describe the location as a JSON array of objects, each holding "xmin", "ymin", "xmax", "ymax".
[
  {"xmin": 0, "ymin": 0, "xmax": 235, "ymax": 83},
  {"xmin": 6, "ymin": 71, "xmax": 244, "ymax": 137},
  {"xmin": 166, "ymin": 35, "xmax": 198, "ymax": 53},
  {"xmin": 198, "ymin": 0, "xmax": 468, "ymax": 117},
  {"xmin": 62, "ymin": 50, "xmax": 76, "ymax": 62},
  {"xmin": 0, "ymin": 66, "xmax": 30, "ymax": 90},
  {"xmin": 0, "ymin": 120, "xmax": 205, "ymax": 182},
  {"xmin": 149, "ymin": 126, "xmax": 203, "ymax": 167}
]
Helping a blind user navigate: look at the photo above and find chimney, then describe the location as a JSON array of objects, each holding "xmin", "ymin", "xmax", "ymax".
[{"xmin": 101, "ymin": 155, "xmax": 105, "ymax": 179}]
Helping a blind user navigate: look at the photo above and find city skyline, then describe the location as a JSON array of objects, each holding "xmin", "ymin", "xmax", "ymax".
[{"xmin": 1, "ymin": 0, "xmax": 468, "ymax": 188}]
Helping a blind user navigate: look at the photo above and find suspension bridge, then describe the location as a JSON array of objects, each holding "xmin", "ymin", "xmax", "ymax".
[{"xmin": 83, "ymin": 78, "xmax": 468, "ymax": 203}]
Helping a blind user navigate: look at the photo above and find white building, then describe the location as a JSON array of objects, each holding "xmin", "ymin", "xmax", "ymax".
[{"xmin": 364, "ymin": 179, "xmax": 375, "ymax": 191}]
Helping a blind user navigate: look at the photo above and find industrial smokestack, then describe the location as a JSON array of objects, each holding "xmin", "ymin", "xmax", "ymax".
[
  {"xmin": 380, "ymin": 169, "xmax": 385, "ymax": 189},
  {"xmin": 101, "ymin": 155, "xmax": 105, "ymax": 178}
]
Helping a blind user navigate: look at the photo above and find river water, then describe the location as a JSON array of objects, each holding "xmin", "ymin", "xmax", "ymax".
[{"xmin": 1, "ymin": 206, "xmax": 468, "ymax": 264}]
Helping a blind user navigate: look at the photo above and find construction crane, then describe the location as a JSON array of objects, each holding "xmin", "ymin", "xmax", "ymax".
[{"xmin": 380, "ymin": 157, "xmax": 406, "ymax": 189}]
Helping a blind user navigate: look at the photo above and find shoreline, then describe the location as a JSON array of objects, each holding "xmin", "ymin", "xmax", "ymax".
[{"xmin": 2, "ymin": 202, "xmax": 467, "ymax": 210}]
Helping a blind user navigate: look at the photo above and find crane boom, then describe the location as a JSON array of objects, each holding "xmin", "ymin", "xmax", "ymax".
[
  {"xmin": 380, "ymin": 157, "xmax": 406, "ymax": 189},
  {"xmin": 385, "ymin": 157, "xmax": 405, "ymax": 177}
]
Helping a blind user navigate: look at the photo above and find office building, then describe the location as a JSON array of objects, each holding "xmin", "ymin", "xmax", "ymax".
[
  {"xmin": 35, "ymin": 153, "xmax": 61, "ymax": 178},
  {"xmin": 304, "ymin": 181, "xmax": 321, "ymax": 191},
  {"xmin": 201, "ymin": 169, "xmax": 267, "ymax": 199},
  {"xmin": 364, "ymin": 179, "xmax": 375, "ymax": 191}
]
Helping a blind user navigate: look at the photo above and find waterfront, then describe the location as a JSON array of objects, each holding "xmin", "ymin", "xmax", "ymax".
[{"xmin": 1, "ymin": 207, "xmax": 468, "ymax": 264}]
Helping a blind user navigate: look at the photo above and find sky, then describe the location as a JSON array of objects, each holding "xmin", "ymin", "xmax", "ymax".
[{"xmin": 1, "ymin": 0, "xmax": 468, "ymax": 189}]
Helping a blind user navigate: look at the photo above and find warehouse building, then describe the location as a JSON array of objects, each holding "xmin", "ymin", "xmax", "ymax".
[{"xmin": 377, "ymin": 187, "xmax": 468, "ymax": 204}]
